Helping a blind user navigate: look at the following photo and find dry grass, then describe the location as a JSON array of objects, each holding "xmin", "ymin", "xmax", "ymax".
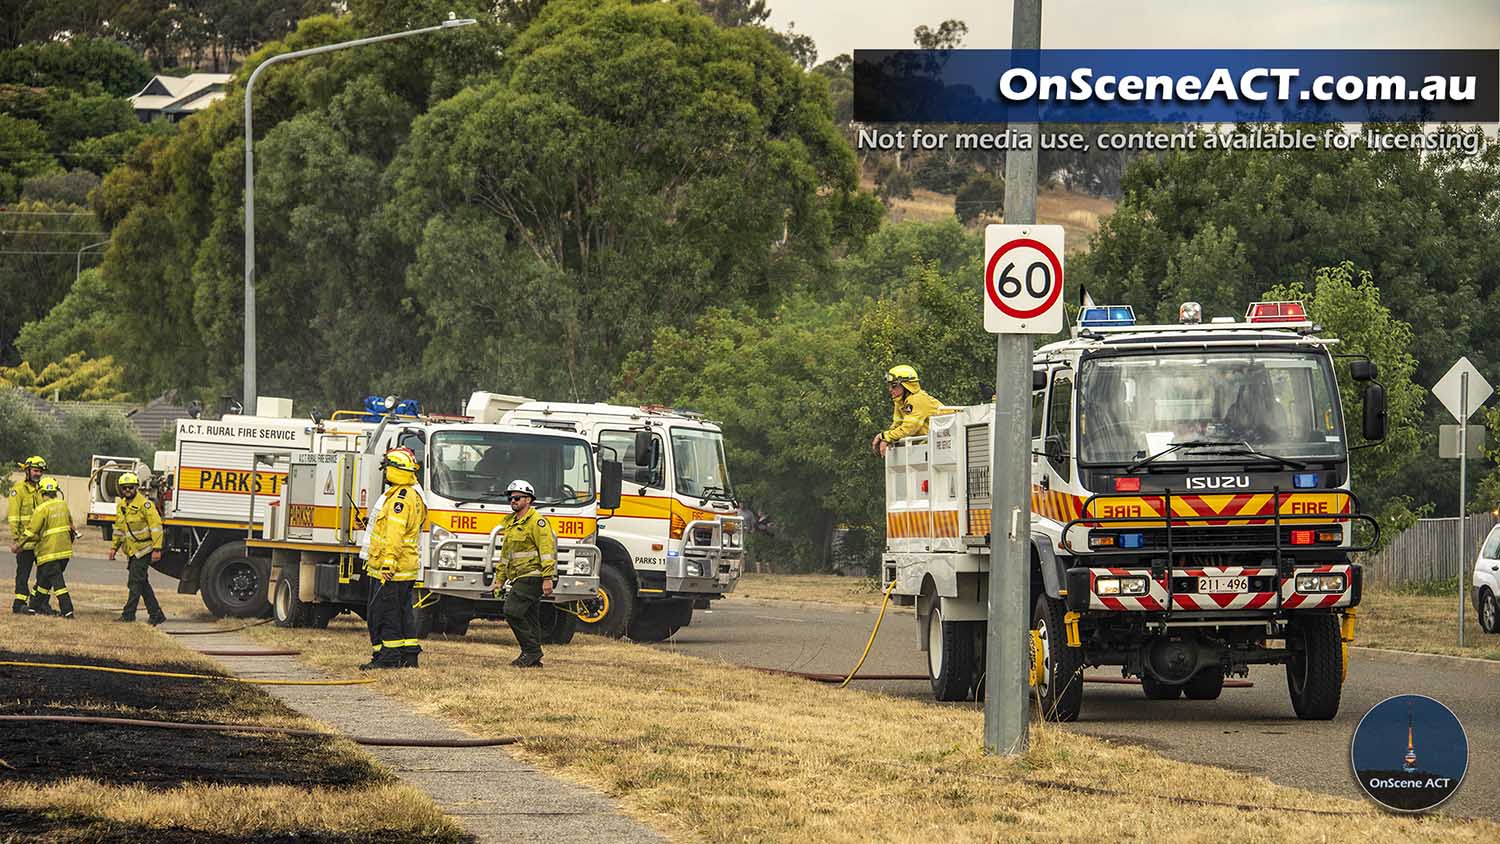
[
  {"xmin": 863, "ymin": 181, "xmax": 1115, "ymax": 254},
  {"xmin": 1356, "ymin": 589, "xmax": 1500, "ymax": 661},
  {"xmin": 249, "ymin": 612, "xmax": 1495, "ymax": 843},
  {"xmin": 0, "ymin": 584, "xmax": 467, "ymax": 841},
  {"xmin": 730, "ymin": 572, "xmax": 890, "ymax": 608}
]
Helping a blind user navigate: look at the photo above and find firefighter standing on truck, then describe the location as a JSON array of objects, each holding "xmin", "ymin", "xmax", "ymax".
[
  {"xmin": 362, "ymin": 449, "xmax": 426, "ymax": 670},
  {"xmin": 7, "ymin": 456, "xmax": 46, "ymax": 613},
  {"xmin": 495, "ymin": 479, "xmax": 555, "ymax": 668},
  {"xmin": 870, "ymin": 365, "xmax": 943, "ymax": 456},
  {"xmin": 108, "ymin": 472, "xmax": 166, "ymax": 625},
  {"xmin": 19, "ymin": 477, "xmax": 77, "ymax": 618}
]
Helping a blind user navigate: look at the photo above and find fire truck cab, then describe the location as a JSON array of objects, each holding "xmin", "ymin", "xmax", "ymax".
[{"xmin": 884, "ymin": 301, "xmax": 1387, "ymax": 721}]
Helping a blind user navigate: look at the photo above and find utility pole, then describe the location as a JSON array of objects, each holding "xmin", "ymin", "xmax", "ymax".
[{"xmin": 985, "ymin": 0, "xmax": 1042, "ymax": 755}]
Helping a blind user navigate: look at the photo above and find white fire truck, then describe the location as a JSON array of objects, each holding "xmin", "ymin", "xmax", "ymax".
[
  {"xmin": 884, "ymin": 301, "xmax": 1387, "ymax": 721},
  {"xmin": 89, "ymin": 397, "xmax": 620, "ymax": 637},
  {"xmin": 464, "ymin": 395, "xmax": 743, "ymax": 641}
]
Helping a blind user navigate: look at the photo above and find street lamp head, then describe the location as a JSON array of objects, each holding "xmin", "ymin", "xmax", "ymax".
[{"xmin": 442, "ymin": 15, "xmax": 478, "ymax": 27}]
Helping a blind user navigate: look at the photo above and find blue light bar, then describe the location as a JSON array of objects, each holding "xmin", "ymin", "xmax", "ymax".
[
  {"xmin": 1080, "ymin": 305, "xmax": 1136, "ymax": 328},
  {"xmin": 1293, "ymin": 472, "xmax": 1318, "ymax": 489},
  {"xmin": 1119, "ymin": 532, "xmax": 1145, "ymax": 549}
]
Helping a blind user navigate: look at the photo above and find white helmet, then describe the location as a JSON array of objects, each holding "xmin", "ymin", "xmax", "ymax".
[{"xmin": 506, "ymin": 479, "xmax": 536, "ymax": 498}]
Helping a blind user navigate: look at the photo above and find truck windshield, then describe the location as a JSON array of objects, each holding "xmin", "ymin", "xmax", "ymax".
[
  {"xmin": 429, "ymin": 431, "xmax": 595, "ymax": 506},
  {"xmin": 1076, "ymin": 351, "xmax": 1345, "ymax": 465},
  {"xmin": 670, "ymin": 428, "xmax": 733, "ymax": 500}
]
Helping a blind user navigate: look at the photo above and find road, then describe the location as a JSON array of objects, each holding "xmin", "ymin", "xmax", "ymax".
[{"xmin": 16, "ymin": 553, "xmax": 1496, "ymax": 817}]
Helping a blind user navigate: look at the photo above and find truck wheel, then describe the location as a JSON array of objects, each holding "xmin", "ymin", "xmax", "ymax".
[
  {"xmin": 1033, "ymin": 594, "xmax": 1084, "ymax": 721},
  {"xmin": 1286, "ymin": 615, "xmax": 1342, "ymax": 720},
  {"xmin": 1140, "ymin": 674, "xmax": 1183, "ymax": 700},
  {"xmin": 201, "ymin": 542, "xmax": 270, "ymax": 618},
  {"xmin": 413, "ymin": 601, "xmax": 437, "ymax": 639},
  {"xmin": 439, "ymin": 613, "xmax": 471, "ymax": 637},
  {"xmin": 1183, "ymin": 669, "xmax": 1225, "ymax": 700},
  {"xmin": 307, "ymin": 606, "xmax": 340, "ymax": 629},
  {"xmin": 541, "ymin": 605, "xmax": 577, "ymax": 644},
  {"xmin": 627, "ymin": 602, "xmax": 675, "ymax": 642},
  {"xmin": 273, "ymin": 571, "xmax": 309, "ymax": 628},
  {"xmin": 1479, "ymin": 588, "xmax": 1499, "ymax": 634},
  {"xmin": 925, "ymin": 604, "xmax": 977, "ymax": 701},
  {"xmin": 577, "ymin": 564, "xmax": 634, "ymax": 639}
]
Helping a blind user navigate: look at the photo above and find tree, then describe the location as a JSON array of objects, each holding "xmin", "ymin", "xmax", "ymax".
[
  {"xmin": 393, "ymin": 0, "xmax": 872, "ymax": 402},
  {"xmin": 0, "ymin": 114, "xmax": 58, "ymax": 200},
  {"xmin": 41, "ymin": 91, "xmax": 137, "ymax": 151},
  {"xmin": 48, "ymin": 406, "xmax": 145, "ymax": 475},
  {"xmin": 21, "ymin": 169, "xmax": 100, "ymax": 205},
  {"xmin": 14, "ymin": 267, "xmax": 118, "ymax": 366},
  {"xmin": 696, "ymin": 0, "xmax": 770, "ymax": 27},
  {"xmin": 0, "ymin": 37, "xmax": 151, "ymax": 96},
  {"xmin": 913, "ymin": 19, "xmax": 967, "ymax": 50},
  {"xmin": 1263, "ymin": 262, "xmax": 1425, "ymax": 522},
  {"xmin": 954, "ymin": 171, "xmax": 1002, "ymax": 224},
  {"xmin": 0, "ymin": 352, "xmax": 129, "ymax": 401},
  {"xmin": 0, "ymin": 199, "xmax": 100, "ymax": 363},
  {"xmin": 0, "ymin": 389, "xmax": 55, "ymax": 495}
]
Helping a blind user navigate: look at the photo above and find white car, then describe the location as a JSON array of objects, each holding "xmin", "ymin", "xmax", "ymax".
[{"xmin": 1476, "ymin": 525, "xmax": 1500, "ymax": 634}]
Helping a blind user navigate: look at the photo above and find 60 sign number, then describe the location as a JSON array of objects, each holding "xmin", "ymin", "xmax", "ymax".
[{"xmin": 996, "ymin": 260, "xmax": 1053, "ymax": 299}]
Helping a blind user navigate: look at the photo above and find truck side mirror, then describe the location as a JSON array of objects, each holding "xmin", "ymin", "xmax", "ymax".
[
  {"xmin": 600, "ymin": 460, "xmax": 623, "ymax": 510},
  {"xmin": 1032, "ymin": 369, "xmax": 1047, "ymax": 391},
  {"xmin": 634, "ymin": 431, "xmax": 652, "ymax": 466},
  {"xmin": 1350, "ymin": 360, "xmax": 1378, "ymax": 382},
  {"xmin": 1045, "ymin": 433, "xmax": 1067, "ymax": 464},
  {"xmin": 1362, "ymin": 381, "xmax": 1388, "ymax": 443}
]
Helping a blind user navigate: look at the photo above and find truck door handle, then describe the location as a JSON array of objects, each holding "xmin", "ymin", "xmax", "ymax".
[{"xmin": 1039, "ymin": 476, "xmax": 1050, "ymax": 490}]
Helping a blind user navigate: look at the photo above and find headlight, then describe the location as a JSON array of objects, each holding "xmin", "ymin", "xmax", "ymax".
[
  {"xmin": 571, "ymin": 551, "xmax": 594, "ymax": 576},
  {"xmin": 1096, "ymin": 575, "xmax": 1148, "ymax": 596},
  {"xmin": 686, "ymin": 561, "xmax": 704, "ymax": 578},
  {"xmin": 430, "ymin": 525, "xmax": 457, "ymax": 568},
  {"xmin": 1295, "ymin": 573, "xmax": 1346, "ymax": 593}
]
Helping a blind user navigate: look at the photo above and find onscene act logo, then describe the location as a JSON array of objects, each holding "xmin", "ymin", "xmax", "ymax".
[{"xmin": 1350, "ymin": 694, "xmax": 1468, "ymax": 813}]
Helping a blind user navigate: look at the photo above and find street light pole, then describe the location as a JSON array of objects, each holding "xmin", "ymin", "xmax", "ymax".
[
  {"xmin": 242, "ymin": 15, "xmax": 477, "ymax": 409},
  {"xmin": 77, "ymin": 239, "xmax": 109, "ymax": 281}
]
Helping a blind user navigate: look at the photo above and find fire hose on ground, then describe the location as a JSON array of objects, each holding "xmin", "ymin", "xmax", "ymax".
[{"xmin": 0, "ymin": 714, "xmax": 518, "ymax": 747}]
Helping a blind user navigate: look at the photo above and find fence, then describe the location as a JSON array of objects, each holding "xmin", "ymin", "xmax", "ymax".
[{"xmin": 1358, "ymin": 513, "xmax": 1499, "ymax": 587}]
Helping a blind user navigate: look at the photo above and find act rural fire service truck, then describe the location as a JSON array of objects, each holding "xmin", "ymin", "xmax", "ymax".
[
  {"xmin": 89, "ymin": 396, "xmax": 620, "ymax": 640},
  {"xmin": 884, "ymin": 301, "xmax": 1387, "ymax": 721},
  {"xmin": 463, "ymin": 394, "xmax": 743, "ymax": 641}
]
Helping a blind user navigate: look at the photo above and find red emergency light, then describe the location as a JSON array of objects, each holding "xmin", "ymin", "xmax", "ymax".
[
  {"xmin": 1289, "ymin": 529, "xmax": 1316, "ymax": 545},
  {"xmin": 1245, "ymin": 301, "xmax": 1308, "ymax": 323},
  {"xmin": 1113, "ymin": 477, "xmax": 1141, "ymax": 492}
]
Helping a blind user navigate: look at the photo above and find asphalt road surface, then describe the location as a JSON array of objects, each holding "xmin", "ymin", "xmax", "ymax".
[{"xmin": 14, "ymin": 553, "xmax": 1495, "ymax": 818}]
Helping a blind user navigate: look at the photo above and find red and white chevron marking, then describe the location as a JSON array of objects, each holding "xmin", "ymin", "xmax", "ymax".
[
  {"xmin": 1281, "ymin": 563, "xmax": 1353, "ymax": 609},
  {"xmin": 1171, "ymin": 565, "xmax": 1277, "ymax": 611}
]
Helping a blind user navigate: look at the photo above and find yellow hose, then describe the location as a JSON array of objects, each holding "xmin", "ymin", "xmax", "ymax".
[
  {"xmin": 0, "ymin": 660, "xmax": 374, "ymax": 686},
  {"xmin": 837, "ymin": 578, "xmax": 900, "ymax": 689}
]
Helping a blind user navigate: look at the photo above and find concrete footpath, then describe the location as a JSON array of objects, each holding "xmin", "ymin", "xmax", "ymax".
[{"xmin": 187, "ymin": 628, "xmax": 663, "ymax": 844}]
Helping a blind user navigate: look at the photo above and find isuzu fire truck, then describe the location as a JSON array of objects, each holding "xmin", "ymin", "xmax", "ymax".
[
  {"xmin": 89, "ymin": 396, "xmax": 620, "ymax": 639},
  {"xmin": 465, "ymin": 394, "xmax": 743, "ymax": 641},
  {"xmin": 883, "ymin": 301, "xmax": 1387, "ymax": 721}
]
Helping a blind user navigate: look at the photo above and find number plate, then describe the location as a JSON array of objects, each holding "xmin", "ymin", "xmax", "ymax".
[{"xmin": 1198, "ymin": 576, "xmax": 1248, "ymax": 594}]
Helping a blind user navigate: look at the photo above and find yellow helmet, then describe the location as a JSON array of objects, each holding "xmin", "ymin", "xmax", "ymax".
[
  {"xmin": 22, "ymin": 455, "xmax": 46, "ymax": 470},
  {"xmin": 886, "ymin": 364, "xmax": 919, "ymax": 386},
  {"xmin": 38, "ymin": 476, "xmax": 60, "ymax": 494},
  {"xmin": 119, "ymin": 472, "xmax": 140, "ymax": 487},
  {"xmin": 382, "ymin": 448, "xmax": 419, "ymax": 486}
]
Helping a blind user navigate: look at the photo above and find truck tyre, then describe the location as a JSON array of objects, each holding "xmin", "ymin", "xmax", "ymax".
[
  {"xmin": 627, "ymin": 602, "xmax": 675, "ymax": 642},
  {"xmin": 1033, "ymin": 594, "xmax": 1084, "ymax": 721},
  {"xmin": 1140, "ymin": 674, "xmax": 1183, "ymax": 700},
  {"xmin": 201, "ymin": 542, "xmax": 270, "ymax": 619},
  {"xmin": 307, "ymin": 605, "xmax": 339, "ymax": 629},
  {"xmin": 1286, "ymin": 615, "xmax": 1342, "ymax": 720},
  {"xmin": 925, "ymin": 604, "xmax": 977, "ymax": 701},
  {"xmin": 439, "ymin": 613, "xmax": 471, "ymax": 637},
  {"xmin": 1183, "ymin": 669, "xmax": 1225, "ymax": 700},
  {"xmin": 413, "ymin": 601, "xmax": 437, "ymax": 639},
  {"xmin": 273, "ymin": 570, "xmax": 310, "ymax": 628},
  {"xmin": 577, "ymin": 564, "xmax": 634, "ymax": 639},
  {"xmin": 541, "ymin": 605, "xmax": 577, "ymax": 644},
  {"xmin": 1479, "ymin": 588, "xmax": 1499, "ymax": 634}
]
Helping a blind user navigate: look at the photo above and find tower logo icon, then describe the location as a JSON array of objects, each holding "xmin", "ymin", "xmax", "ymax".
[{"xmin": 1351, "ymin": 694, "xmax": 1467, "ymax": 813}]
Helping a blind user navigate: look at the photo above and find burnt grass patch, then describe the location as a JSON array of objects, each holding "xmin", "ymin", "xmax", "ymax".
[
  {"xmin": 0, "ymin": 808, "xmax": 473, "ymax": 844},
  {"xmin": 0, "ymin": 650, "xmax": 383, "ymax": 788}
]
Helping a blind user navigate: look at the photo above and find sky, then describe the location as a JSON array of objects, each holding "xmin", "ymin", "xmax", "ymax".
[{"xmin": 765, "ymin": 1, "xmax": 1500, "ymax": 63}]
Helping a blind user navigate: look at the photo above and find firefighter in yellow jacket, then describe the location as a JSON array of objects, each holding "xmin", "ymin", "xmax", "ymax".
[
  {"xmin": 108, "ymin": 472, "xmax": 166, "ymax": 625},
  {"xmin": 871, "ymin": 365, "xmax": 943, "ymax": 456},
  {"xmin": 7, "ymin": 456, "xmax": 46, "ymax": 613},
  {"xmin": 362, "ymin": 449, "xmax": 426, "ymax": 670},
  {"xmin": 495, "ymin": 479, "xmax": 556, "ymax": 668},
  {"xmin": 18, "ymin": 477, "xmax": 77, "ymax": 617}
]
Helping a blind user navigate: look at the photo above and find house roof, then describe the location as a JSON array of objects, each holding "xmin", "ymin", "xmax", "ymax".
[{"xmin": 129, "ymin": 74, "xmax": 232, "ymax": 116}]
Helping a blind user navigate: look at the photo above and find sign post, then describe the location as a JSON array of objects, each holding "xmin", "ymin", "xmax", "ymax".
[{"xmin": 1432, "ymin": 356, "xmax": 1494, "ymax": 648}]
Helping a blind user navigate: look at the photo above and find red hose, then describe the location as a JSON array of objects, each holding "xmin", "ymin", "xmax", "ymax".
[{"xmin": 0, "ymin": 714, "xmax": 519, "ymax": 747}]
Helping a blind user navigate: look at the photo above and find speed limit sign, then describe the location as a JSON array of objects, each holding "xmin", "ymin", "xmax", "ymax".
[{"xmin": 983, "ymin": 224, "xmax": 1065, "ymax": 334}]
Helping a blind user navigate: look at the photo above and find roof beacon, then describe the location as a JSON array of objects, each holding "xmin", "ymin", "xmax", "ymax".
[
  {"xmin": 1245, "ymin": 301, "xmax": 1309, "ymax": 324},
  {"xmin": 1178, "ymin": 301, "xmax": 1203, "ymax": 324},
  {"xmin": 1079, "ymin": 305, "xmax": 1136, "ymax": 328}
]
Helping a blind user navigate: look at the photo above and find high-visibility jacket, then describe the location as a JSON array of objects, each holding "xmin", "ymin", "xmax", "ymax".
[
  {"xmin": 880, "ymin": 386, "xmax": 943, "ymax": 443},
  {"xmin": 7, "ymin": 479, "xmax": 42, "ymax": 550},
  {"xmin": 366, "ymin": 484, "xmax": 425, "ymax": 581},
  {"xmin": 497, "ymin": 508, "xmax": 556, "ymax": 582},
  {"xmin": 22, "ymin": 497, "xmax": 73, "ymax": 565},
  {"xmin": 113, "ymin": 492, "xmax": 163, "ymax": 558}
]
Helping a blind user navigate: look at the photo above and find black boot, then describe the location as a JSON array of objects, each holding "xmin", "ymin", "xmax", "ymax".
[
  {"xmin": 400, "ymin": 651, "xmax": 420, "ymax": 669},
  {"xmin": 115, "ymin": 614, "xmax": 136, "ymax": 622},
  {"xmin": 148, "ymin": 614, "xmax": 167, "ymax": 626},
  {"xmin": 12, "ymin": 599, "xmax": 28, "ymax": 614},
  {"xmin": 515, "ymin": 652, "xmax": 544, "ymax": 668}
]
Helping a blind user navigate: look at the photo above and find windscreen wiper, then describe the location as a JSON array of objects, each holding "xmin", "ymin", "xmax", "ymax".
[
  {"xmin": 1190, "ymin": 443, "xmax": 1308, "ymax": 470},
  {"xmin": 698, "ymin": 486, "xmax": 736, "ymax": 504},
  {"xmin": 1125, "ymin": 440, "xmax": 1240, "ymax": 473}
]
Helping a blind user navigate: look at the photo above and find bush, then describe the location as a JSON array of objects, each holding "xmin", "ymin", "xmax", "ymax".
[
  {"xmin": 49, "ymin": 408, "xmax": 145, "ymax": 476},
  {"xmin": 0, "ymin": 388, "xmax": 56, "ymax": 495},
  {"xmin": 954, "ymin": 172, "xmax": 1003, "ymax": 224}
]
